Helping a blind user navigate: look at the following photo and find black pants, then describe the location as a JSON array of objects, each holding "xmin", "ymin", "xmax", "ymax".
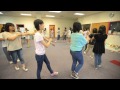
[
  {"xmin": 84, "ymin": 44, "xmax": 88, "ymax": 51},
  {"xmin": 57, "ymin": 35, "xmax": 60, "ymax": 40},
  {"xmin": 63, "ymin": 35, "xmax": 66, "ymax": 40}
]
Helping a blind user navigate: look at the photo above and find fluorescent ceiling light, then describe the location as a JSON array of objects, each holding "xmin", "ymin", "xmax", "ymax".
[
  {"xmin": 46, "ymin": 15, "xmax": 55, "ymax": 17},
  {"xmin": 20, "ymin": 13, "xmax": 32, "ymax": 16},
  {"xmin": 0, "ymin": 12, "xmax": 3, "ymax": 14},
  {"xmin": 74, "ymin": 13, "xmax": 85, "ymax": 15},
  {"xmin": 49, "ymin": 11, "xmax": 61, "ymax": 13}
]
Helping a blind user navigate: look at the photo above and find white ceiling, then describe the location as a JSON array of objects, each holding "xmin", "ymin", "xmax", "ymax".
[{"xmin": 0, "ymin": 11, "xmax": 103, "ymax": 19}]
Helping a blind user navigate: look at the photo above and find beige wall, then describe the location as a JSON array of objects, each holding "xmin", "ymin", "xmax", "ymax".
[
  {"xmin": 78, "ymin": 11, "xmax": 120, "ymax": 24},
  {"xmin": 0, "ymin": 16, "xmax": 35, "ymax": 31},
  {"xmin": 0, "ymin": 16, "xmax": 76, "ymax": 37},
  {"xmin": 42, "ymin": 18, "xmax": 76, "ymax": 37}
]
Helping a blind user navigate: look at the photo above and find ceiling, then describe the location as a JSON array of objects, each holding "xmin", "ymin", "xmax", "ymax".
[{"xmin": 0, "ymin": 11, "xmax": 103, "ymax": 19}]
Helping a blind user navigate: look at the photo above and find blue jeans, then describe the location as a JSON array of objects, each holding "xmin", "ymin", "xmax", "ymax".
[
  {"xmin": 94, "ymin": 53, "xmax": 102, "ymax": 68},
  {"xmin": 3, "ymin": 47, "xmax": 13, "ymax": 62},
  {"xmin": 70, "ymin": 50, "xmax": 84, "ymax": 73},
  {"xmin": 9, "ymin": 49, "xmax": 25, "ymax": 64},
  {"xmin": 35, "ymin": 54, "xmax": 53, "ymax": 79}
]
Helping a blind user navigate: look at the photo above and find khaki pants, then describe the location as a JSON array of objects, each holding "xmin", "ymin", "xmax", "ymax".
[{"xmin": 84, "ymin": 44, "xmax": 94, "ymax": 57}]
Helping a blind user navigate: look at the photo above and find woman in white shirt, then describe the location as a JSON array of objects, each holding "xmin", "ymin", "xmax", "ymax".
[
  {"xmin": 34, "ymin": 19, "xmax": 58, "ymax": 79},
  {"xmin": 0, "ymin": 28, "xmax": 13, "ymax": 64}
]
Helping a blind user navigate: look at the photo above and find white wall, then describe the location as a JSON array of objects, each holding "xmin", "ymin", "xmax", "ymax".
[
  {"xmin": 0, "ymin": 16, "xmax": 35, "ymax": 31},
  {"xmin": 78, "ymin": 11, "xmax": 120, "ymax": 24},
  {"xmin": 0, "ymin": 16, "xmax": 76, "ymax": 37}
]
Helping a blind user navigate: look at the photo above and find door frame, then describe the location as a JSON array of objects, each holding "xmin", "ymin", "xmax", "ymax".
[{"xmin": 49, "ymin": 25, "xmax": 55, "ymax": 38}]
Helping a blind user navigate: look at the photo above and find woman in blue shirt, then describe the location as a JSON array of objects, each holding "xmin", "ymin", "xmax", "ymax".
[{"xmin": 70, "ymin": 22, "xmax": 90, "ymax": 79}]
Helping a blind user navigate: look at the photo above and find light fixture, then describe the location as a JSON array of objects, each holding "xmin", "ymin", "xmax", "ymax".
[
  {"xmin": 0, "ymin": 12, "xmax": 3, "ymax": 14},
  {"xmin": 49, "ymin": 11, "xmax": 61, "ymax": 13},
  {"xmin": 46, "ymin": 15, "xmax": 55, "ymax": 17},
  {"xmin": 74, "ymin": 13, "xmax": 85, "ymax": 15},
  {"xmin": 20, "ymin": 13, "xmax": 32, "ymax": 16}
]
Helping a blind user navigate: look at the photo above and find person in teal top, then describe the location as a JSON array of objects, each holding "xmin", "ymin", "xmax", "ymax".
[
  {"xmin": 70, "ymin": 22, "xmax": 89, "ymax": 79},
  {"xmin": 70, "ymin": 33, "xmax": 87, "ymax": 51}
]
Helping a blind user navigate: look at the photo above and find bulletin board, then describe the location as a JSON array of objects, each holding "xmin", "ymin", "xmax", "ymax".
[{"xmin": 91, "ymin": 22, "xmax": 110, "ymax": 34}]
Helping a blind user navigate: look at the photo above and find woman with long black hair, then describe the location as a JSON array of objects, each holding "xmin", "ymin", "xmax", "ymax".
[{"xmin": 92, "ymin": 25, "xmax": 108, "ymax": 69}]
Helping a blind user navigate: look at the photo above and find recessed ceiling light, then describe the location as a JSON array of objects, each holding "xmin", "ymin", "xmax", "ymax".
[
  {"xmin": 74, "ymin": 13, "xmax": 85, "ymax": 15},
  {"xmin": 20, "ymin": 13, "xmax": 32, "ymax": 16},
  {"xmin": 0, "ymin": 12, "xmax": 3, "ymax": 14},
  {"xmin": 46, "ymin": 15, "xmax": 55, "ymax": 17},
  {"xmin": 49, "ymin": 11, "xmax": 61, "ymax": 13}
]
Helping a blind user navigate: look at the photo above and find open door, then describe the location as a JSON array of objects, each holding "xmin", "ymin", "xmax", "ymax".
[
  {"xmin": 0, "ymin": 24, "xmax": 3, "ymax": 32},
  {"xmin": 49, "ymin": 25, "xmax": 55, "ymax": 38}
]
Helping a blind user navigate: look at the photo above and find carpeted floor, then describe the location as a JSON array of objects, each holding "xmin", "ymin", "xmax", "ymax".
[{"xmin": 0, "ymin": 39, "xmax": 120, "ymax": 79}]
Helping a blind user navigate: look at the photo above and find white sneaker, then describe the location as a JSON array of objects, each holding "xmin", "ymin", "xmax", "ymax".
[
  {"xmin": 98, "ymin": 65, "xmax": 102, "ymax": 68},
  {"xmin": 51, "ymin": 72, "xmax": 58, "ymax": 76},
  {"xmin": 22, "ymin": 67, "xmax": 28, "ymax": 72},
  {"xmin": 9, "ymin": 61, "xmax": 13, "ymax": 64},
  {"xmin": 95, "ymin": 68, "xmax": 98, "ymax": 70},
  {"xmin": 15, "ymin": 66, "xmax": 20, "ymax": 70},
  {"xmin": 17, "ymin": 59, "xmax": 20, "ymax": 62},
  {"xmin": 71, "ymin": 72, "xmax": 79, "ymax": 79}
]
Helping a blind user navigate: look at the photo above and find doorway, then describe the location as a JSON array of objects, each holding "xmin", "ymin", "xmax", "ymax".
[
  {"xmin": 0, "ymin": 24, "xmax": 3, "ymax": 32},
  {"xmin": 49, "ymin": 25, "xmax": 55, "ymax": 38}
]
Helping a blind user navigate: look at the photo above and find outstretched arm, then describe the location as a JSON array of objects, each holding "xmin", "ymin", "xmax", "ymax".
[
  {"xmin": 7, "ymin": 33, "xmax": 22, "ymax": 41},
  {"xmin": 0, "ymin": 38, "xmax": 5, "ymax": 41}
]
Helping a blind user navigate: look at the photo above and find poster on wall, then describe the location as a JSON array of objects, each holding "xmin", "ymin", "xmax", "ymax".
[
  {"xmin": 82, "ymin": 24, "xmax": 91, "ymax": 31},
  {"xmin": 20, "ymin": 27, "xmax": 25, "ymax": 33},
  {"xmin": 108, "ymin": 21, "xmax": 120, "ymax": 35}
]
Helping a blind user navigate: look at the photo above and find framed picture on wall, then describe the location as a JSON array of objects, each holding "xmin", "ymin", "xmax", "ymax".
[
  {"xmin": 109, "ymin": 21, "xmax": 120, "ymax": 35},
  {"xmin": 82, "ymin": 24, "xmax": 91, "ymax": 31}
]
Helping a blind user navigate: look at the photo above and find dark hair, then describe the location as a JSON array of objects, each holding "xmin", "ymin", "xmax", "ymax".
[
  {"xmin": 92, "ymin": 28, "xmax": 97, "ymax": 33},
  {"xmin": 25, "ymin": 28, "xmax": 29, "ymax": 31},
  {"xmin": 98, "ymin": 25, "xmax": 106, "ymax": 34},
  {"xmin": 5, "ymin": 23, "xmax": 15, "ymax": 32},
  {"xmin": 34, "ymin": 19, "xmax": 44, "ymax": 30},
  {"xmin": 73, "ymin": 22, "xmax": 82, "ymax": 33}
]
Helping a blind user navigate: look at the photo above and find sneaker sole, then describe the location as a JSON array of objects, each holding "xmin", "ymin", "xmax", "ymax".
[{"xmin": 71, "ymin": 75, "xmax": 79, "ymax": 79}]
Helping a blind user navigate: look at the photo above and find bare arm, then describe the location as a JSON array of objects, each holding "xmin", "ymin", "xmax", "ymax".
[
  {"xmin": 41, "ymin": 38, "xmax": 52, "ymax": 48},
  {"xmin": 26, "ymin": 31, "xmax": 35, "ymax": 35},
  {"xmin": 0, "ymin": 38, "xmax": 5, "ymax": 41},
  {"xmin": 43, "ymin": 37, "xmax": 55, "ymax": 46},
  {"xmin": 7, "ymin": 33, "xmax": 22, "ymax": 41},
  {"xmin": 86, "ymin": 34, "xmax": 90, "ymax": 43}
]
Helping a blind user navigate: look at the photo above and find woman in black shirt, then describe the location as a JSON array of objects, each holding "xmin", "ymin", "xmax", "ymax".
[{"xmin": 93, "ymin": 25, "xmax": 107, "ymax": 69}]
